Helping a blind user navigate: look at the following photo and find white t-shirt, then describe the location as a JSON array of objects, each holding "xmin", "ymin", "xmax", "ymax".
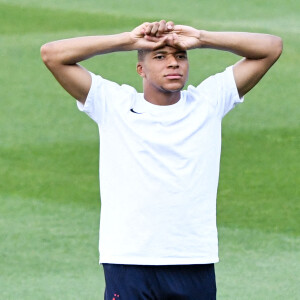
[{"xmin": 77, "ymin": 66, "xmax": 243, "ymax": 265}]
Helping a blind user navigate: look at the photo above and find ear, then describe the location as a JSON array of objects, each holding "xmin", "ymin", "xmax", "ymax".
[{"xmin": 136, "ymin": 62, "xmax": 146, "ymax": 78}]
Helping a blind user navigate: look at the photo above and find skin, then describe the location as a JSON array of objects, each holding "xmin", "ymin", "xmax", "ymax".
[
  {"xmin": 136, "ymin": 46, "xmax": 189, "ymax": 105},
  {"xmin": 40, "ymin": 20, "xmax": 283, "ymax": 106}
]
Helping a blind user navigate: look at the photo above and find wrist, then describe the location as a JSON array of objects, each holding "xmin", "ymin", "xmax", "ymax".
[
  {"xmin": 115, "ymin": 32, "xmax": 136, "ymax": 51},
  {"xmin": 197, "ymin": 30, "xmax": 208, "ymax": 48}
]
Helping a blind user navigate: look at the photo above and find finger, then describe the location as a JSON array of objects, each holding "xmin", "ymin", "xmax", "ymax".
[
  {"xmin": 144, "ymin": 22, "xmax": 158, "ymax": 36},
  {"xmin": 139, "ymin": 22, "xmax": 150, "ymax": 35},
  {"xmin": 164, "ymin": 34, "xmax": 175, "ymax": 47},
  {"xmin": 171, "ymin": 32, "xmax": 184, "ymax": 49},
  {"xmin": 157, "ymin": 20, "xmax": 167, "ymax": 36},
  {"xmin": 150, "ymin": 22, "xmax": 160, "ymax": 36},
  {"xmin": 144, "ymin": 22, "xmax": 154, "ymax": 35},
  {"xmin": 166, "ymin": 33, "xmax": 185, "ymax": 50},
  {"xmin": 152, "ymin": 35, "xmax": 168, "ymax": 50},
  {"xmin": 173, "ymin": 25, "xmax": 183, "ymax": 34},
  {"xmin": 144, "ymin": 35, "xmax": 162, "ymax": 43},
  {"xmin": 166, "ymin": 21, "xmax": 174, "ymax": 31}
]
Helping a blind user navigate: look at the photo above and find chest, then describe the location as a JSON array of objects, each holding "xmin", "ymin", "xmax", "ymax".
[{"xmin": 107, "ymin": 101, "xmax": 221, "ymax": 158}]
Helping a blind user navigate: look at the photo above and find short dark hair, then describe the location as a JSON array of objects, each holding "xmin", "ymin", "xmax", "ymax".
[{"xmin": 137, "ymin": 49, "xmax": 151, "ymax": 62}]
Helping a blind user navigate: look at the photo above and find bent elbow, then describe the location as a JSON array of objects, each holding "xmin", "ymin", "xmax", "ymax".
[
  {"xmin": 272, "ymin": 36, "xmax": 283, "ymax": 61},
  {"xmin": 40, "ymin": 43, "xmax": 51, "ymax": 66},
  {"xmin": 40, "ymin": 42, "xmax": 58, "ymax": 67}
]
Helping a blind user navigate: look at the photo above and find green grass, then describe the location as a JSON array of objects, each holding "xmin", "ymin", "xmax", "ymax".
[
  {"xmin": 0, "ymin": 0, "xmax": 299, "ymax": 299},
  {"xmin": 217, "ymin": 227, "xmax": 300, "ymax": 299}
]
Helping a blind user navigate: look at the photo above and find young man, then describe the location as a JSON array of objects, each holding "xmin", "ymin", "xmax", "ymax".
[{"xmin": 41, "ymin": 20, "xmax": 282, "ymax": 299}]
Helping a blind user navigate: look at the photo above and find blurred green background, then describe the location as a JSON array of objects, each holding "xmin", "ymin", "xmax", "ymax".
[{"xmin": 0, "ymin": 0, "xmax": 299, "ymax": 299}]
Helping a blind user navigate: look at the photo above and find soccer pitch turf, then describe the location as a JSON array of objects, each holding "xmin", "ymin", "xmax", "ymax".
[{"xmin": 0, "ymin": 0, "xmax": 299, "ymax": 299}]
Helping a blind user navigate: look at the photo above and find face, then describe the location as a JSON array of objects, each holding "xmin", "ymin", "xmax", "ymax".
[{"xmin": 137, "ymin": 46, "xmax": 189, "ymax": 94}]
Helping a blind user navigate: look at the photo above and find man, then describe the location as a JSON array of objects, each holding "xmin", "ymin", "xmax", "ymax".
[{"xmin": 41, "ymin": 20, "xmax": 282, "ymax": 299}]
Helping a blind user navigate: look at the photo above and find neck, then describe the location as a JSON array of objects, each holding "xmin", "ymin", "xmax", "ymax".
[{"xmin": 143, "ymin": 86, "xmax": 181, "ymax": 106}]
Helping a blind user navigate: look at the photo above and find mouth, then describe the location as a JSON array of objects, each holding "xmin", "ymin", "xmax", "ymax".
[{"xmin": 164, "ymin": 74, "xmax": 183, "ymax": 79}]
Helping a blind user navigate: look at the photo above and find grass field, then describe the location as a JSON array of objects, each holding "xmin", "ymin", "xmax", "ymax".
[{"xmin": 0, "ymin": 0, "xmax": 299, "ymax": 299}]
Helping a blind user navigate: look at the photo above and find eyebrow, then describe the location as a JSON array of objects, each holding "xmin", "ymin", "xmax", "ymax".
[{"xmin": 152, "ymin": 50, "xmax": 187, "ymax": 56}]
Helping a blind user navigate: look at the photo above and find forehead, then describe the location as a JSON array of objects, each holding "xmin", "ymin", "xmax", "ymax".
[{"xmin": 150, "ymin": 46, "xmax": 187, "ymax": 56}]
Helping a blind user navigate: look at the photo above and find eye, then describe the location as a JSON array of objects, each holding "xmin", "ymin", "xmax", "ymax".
[
  {"xmin": 154, "ymin": 55, "xmax": 165, "ymax": 60},
  {"xmin": 177, "ymin": 54, "xmax": 187, "ymax": 60}
]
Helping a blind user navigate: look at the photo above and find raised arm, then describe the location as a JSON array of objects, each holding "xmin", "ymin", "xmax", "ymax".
[
  {"xmin": 198, "ymin": 31, "xmax": 283, "ymax": 97},
  {"xmin": 40, "ymin": 20, "xmax": 174, "ymax": 104},
  {"xmin": 163, "ymin": 26, "xmax": 283, "ymax": 97}
]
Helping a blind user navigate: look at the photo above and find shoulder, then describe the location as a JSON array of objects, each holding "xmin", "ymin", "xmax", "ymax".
[
  {"xmin": 184, "ymin": 66, "xmax": 240, "ymax": 113},
  {"xmin": 194, "ymin": 67, "xmax": 234, "ymax": 92},
  {"xmin": 90, "ymin": 72, "xmax": 137, "ymax": 96}
]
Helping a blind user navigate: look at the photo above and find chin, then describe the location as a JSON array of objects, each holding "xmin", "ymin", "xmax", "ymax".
[
  {"xmin": 171, "ymin": 88, "xmax": 183, "ymax": 93},
  {"xmin": 162, "ymin": 85, "xmax": 184, "ymax": 93}
]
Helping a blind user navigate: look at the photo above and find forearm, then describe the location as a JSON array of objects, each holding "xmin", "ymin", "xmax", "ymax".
[
  {"xmin": 40, "ymin": 20, "xmax": 176, "ymax": 103},
  {"xmin": 197, "ymin": 30, "xmax": 282, "ymax": 60},
  {"xmin": 41, "ymin": 32, "xmax": 134, "ymax": 66},
  {"xmin": 192, "ymin": 30, "xmax": 282, "ymax": 97}
]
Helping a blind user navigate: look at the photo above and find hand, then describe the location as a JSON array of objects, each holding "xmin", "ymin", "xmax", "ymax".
[
  {"xmin": 130, "ymin": 20, "xmax": 174, "ymax": 50},
  {"xmin": 164, "ymin": 25, "xmax": 201, "ymax": 50}
]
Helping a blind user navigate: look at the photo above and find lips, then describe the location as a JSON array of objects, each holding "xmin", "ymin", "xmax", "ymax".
[{"xmin": 164, "ymin": 73, "xmax": 183, "ymax": 79}]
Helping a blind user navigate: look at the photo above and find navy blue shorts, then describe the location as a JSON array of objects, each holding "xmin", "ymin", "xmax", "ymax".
[{"xmin": 103, "ymin": 263, "xmax": 216, "ymax": 300}]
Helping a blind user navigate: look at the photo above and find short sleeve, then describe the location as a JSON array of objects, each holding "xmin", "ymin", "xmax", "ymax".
[
  {"xmin": 196, "ymin": 66, "xmax": 244, "ymax": 119},
  {"xmin": 76, "ymin": 72, "xmax": 136, "ymax": 127},
  {"xmin": 76, "ymin": 72, "xmax": 106, "ymax": 125}
]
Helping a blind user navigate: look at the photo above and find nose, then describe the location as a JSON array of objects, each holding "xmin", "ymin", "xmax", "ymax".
[{"xmin": 167, "ymin": 55, "xmax": 179, "ymax": 68}]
